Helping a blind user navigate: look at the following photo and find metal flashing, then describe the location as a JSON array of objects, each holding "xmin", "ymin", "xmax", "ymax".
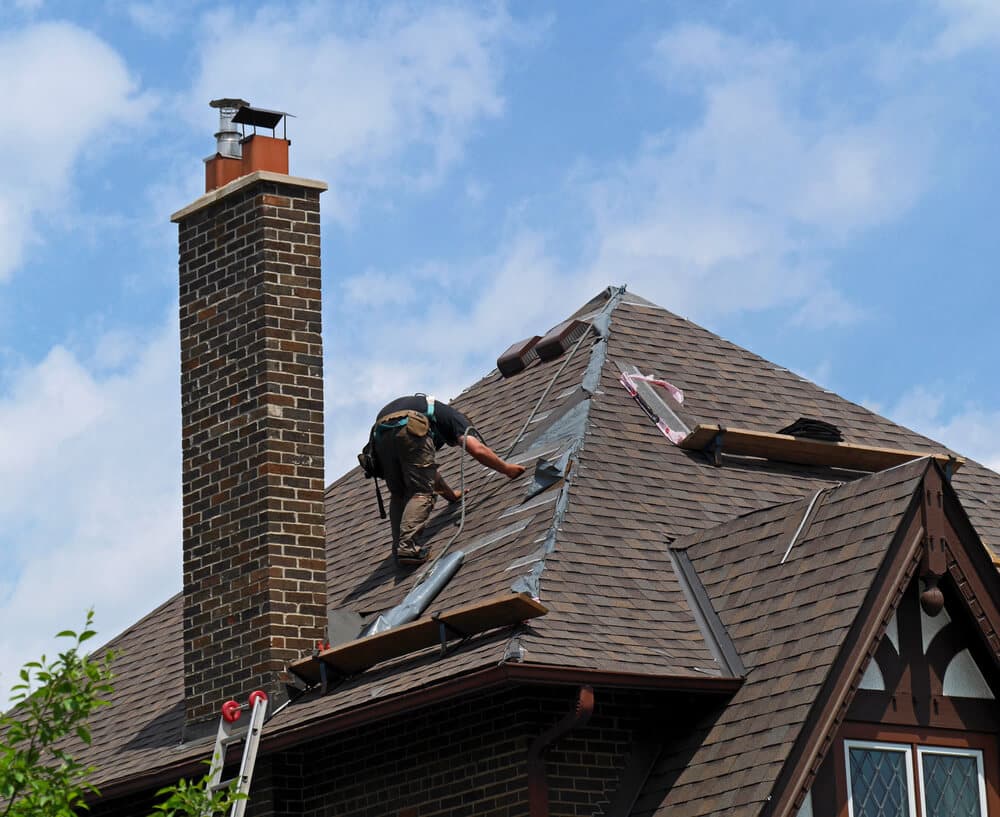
[
  {"xmin": 510, "ymin": 285, "xmax": 627, "ymax": 598},
  {"xmin": 668, "ymin": 548, "xmax": 746, "ymax": 678},
  {"xmin": 781, "ymin": 488, "xmax": 829, "ymax": 564},
  {"xmin": 361, "ymin": 552, "xmax": 465, "ymax": 637},
  {"xmin": 462, "ymin": 518, "xmax": 534, "ymax": 557},
  {"xmin": 497, "ymin": 491, "xmax": 558, "ymax": 519}
]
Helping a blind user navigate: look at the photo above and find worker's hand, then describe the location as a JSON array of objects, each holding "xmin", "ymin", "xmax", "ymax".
[
  {"xmin": 502, "ymin": 462, "xmax": 526, "ymax": 479},
  {"xmin": 436, "ymin": 485, "xmax": 462, "ymax": 503}
]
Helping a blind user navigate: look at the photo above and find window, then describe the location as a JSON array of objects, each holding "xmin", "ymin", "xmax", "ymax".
[{"xmin": 845, "ymin": 740, "xmax": 987, "ymax": 817}]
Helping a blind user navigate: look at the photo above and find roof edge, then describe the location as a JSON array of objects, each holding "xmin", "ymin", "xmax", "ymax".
[{"xmin": 89, "ymin": 660, "xmax": 738, "ymax": 804}]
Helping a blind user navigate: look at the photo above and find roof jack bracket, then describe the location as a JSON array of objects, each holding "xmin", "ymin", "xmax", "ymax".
[
  {"xmin": 318, "ymin": 661, "xmax": 331, "ymax": 696},
  {"xmin": 708, "ymin": 426, "xmax": 726, "ymax": 467},
  {"xmin": 432, "ymin": 611, "xmax": 469, "ymax": 656},
  {"xmin": 945, "ymin": 456, "xmax": 956, "ymax": 483}
]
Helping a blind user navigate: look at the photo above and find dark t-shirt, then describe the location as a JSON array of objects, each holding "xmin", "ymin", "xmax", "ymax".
[{"xmin": 376, "ymin": 395, "xmax": 472, "ymax": 449}]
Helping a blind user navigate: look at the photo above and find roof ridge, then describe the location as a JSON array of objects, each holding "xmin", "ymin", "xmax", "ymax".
[{"xmin": 508, "ymin": 286, "xmax": 628, "ymax": 600}]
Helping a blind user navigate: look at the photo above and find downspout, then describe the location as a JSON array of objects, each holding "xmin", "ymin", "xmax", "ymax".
[{"xmin": 527, "ymin": 685, "xmax": 595, "ymax": 817}]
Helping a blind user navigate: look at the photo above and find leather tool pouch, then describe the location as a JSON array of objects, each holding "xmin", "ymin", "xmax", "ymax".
[{"xmin": 405, "ymin": 410, "xmax": 430, "ymax": 437}]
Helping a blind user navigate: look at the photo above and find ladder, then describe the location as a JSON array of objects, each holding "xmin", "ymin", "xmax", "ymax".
[{"xmin": 204, "ymin": 690, "xmax": 268, "ymax": 817}]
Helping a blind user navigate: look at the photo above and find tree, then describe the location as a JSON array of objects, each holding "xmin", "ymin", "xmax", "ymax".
[{"xmin": 0, "ymin": 613, "xmax": 243, "ymax": 817}]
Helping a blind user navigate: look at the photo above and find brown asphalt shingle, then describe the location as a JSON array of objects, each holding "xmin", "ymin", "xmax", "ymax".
[
  {"xmin": 51, "ymin": 287, "xmax": 998, "ymax": 802},
  {"xmin": 631, "ymin": 459, "xmax": 929, "ymax": 817}
]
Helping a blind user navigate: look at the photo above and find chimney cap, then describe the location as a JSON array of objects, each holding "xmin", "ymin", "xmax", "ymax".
[
  {"xmin": 232, "ymin": 105, "xmax": 293, "ymax": 130},
  {"xmin": 210, "ymin": 97, "xmax": 250, "ymax": 110}
]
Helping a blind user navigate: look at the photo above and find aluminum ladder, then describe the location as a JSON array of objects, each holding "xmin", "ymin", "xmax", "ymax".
[{"xmin": 205, "ymin": 690, "xmax": 268, "ymax": 817}]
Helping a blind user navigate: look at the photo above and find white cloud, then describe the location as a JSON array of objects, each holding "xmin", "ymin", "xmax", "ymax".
[
  {"xmin": 573, "ymin": 23, "xmax": 932, "ymax": 323},
  {"xmin": 183, "ymin": 3, "xmax": 525, "ymax": 223},
  {"xmin": 931, "ymin": 0, "xmax": 1000, "ymax": 57},
  {"xmin": 0, "ymin": 314, "xmax": 181, "ymax": 695},
  {"xmin": 0, "ymin": 22, "xmax": 145, "ymax": 279},
  {"xmin": 881, "ymin": 385, "xmax": 1000, "ymax": 472},
  {"xmin": 327, "ymin": 231, "xmax": 586, "ymax": 475}
]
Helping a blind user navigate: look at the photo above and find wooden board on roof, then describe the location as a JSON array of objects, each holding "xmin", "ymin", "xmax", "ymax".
[
  {"xmin": 289, "ymin": 592, "xmax": 547, "ymax": 685},
  {"xmin": 680, "ymin": 424, "xmax": 964, "ymax": 474}
]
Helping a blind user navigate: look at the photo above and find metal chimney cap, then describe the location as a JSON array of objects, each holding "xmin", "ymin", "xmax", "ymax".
[
  {"xmin": 210, "ymin": 98, "xmax": 250, "ymax": 110},
  {"xmin": 232, "ymin": 105, "xmax": 291, "ymax": 130}
]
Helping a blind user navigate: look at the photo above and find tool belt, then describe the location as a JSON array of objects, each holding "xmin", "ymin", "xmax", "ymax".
[
  {"xmin": 375, "ymin": 397, "xmax": 436, "ymax": 439},
  {"xmin": 376, "ymin": 410, "xmax": 429, "ymax": 437}
]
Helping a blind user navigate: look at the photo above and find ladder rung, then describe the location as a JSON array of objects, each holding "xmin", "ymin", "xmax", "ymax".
[
  {"xmin": 210, "ymin": 777, "xmax": 237, "ymax": 793},
  {"xmin": 219, "ymin": 731, "xmax": 247, "ymax": 746},
  {"xmin": 210, "ymin": 775, "xmax": 249, "ymax": 793}
]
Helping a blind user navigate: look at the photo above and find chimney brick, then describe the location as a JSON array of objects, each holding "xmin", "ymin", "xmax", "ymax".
[{"xmin": 172, "ymin": 171, "xmax": 328, "ymax": 731}]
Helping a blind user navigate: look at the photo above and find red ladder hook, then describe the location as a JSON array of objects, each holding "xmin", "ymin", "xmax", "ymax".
[{"xmin": 220, "ymin": 690, "xmax": 267, "ymax": 722}]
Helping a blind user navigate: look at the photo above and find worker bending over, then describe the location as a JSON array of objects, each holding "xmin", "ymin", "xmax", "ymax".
[{"xmin": 371, "ymin": 394, "xmax": 525, "ymax": 564}]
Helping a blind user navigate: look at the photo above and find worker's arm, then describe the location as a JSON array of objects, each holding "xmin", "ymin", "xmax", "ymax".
[{"xmin": 460, "ymin": 434, "xmax": 526, "ymax": 479}]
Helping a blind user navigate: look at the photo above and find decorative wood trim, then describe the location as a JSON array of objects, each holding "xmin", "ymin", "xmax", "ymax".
[
  {"xmin": 775, "ymin": 463, "xmax": 1000, "ymax": 817},
  {"xmin": 770, "ymin": 498, "xmax": 926, "ymax": 817}
]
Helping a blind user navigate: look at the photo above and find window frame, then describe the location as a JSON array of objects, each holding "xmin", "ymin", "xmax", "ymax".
[
  {"xmin": 842, "ymin": 738, "xmax": 989, "ymax": 817},
  {"xmin": 844, "ymin": 739, "xmax": 918, "ymax": 817},
  {"xmin": 916, "ymin": 745, "xmax": 988, "ymax": 817}
]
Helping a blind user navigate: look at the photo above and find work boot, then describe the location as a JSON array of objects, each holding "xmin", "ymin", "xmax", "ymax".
[{"xmin": 396, "ymin": 545, "xmax": 430, "ymax": 565}]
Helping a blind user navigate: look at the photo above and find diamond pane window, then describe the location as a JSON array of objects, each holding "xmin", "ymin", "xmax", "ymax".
[
  {"xmin": 847, "ymin": 744, "xmax": 912, "ymax": 817},
  {"xmin": 919, "ymin": 749, "xmax": 986, "ymax": 817}
]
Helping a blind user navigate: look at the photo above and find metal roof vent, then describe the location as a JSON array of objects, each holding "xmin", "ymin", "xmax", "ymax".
[
  {"xmin": 497, "ymin": 336, "xmax": 542, "ymax": 378},
  {"xmin": 535, "ymin": 319, "xmax": 592, "ymax": 362},
  {"xmin": 209, "ymin": 98, "xmax": 249, "ymax": 159}
]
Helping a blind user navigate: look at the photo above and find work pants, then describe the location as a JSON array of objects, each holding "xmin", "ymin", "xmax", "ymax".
[{"xmin": 373, "ymin": 421, "xmax": 437, "ymax": 555}]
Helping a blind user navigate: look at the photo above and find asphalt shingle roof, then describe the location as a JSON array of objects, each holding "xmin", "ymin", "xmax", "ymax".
[
  {"xmin": 632, "ymin": 458, "xmax": 928, "ymax": 817},
  {"xmin": 52, "ymin": 286, "xmax": 999, "ymax": 806}
]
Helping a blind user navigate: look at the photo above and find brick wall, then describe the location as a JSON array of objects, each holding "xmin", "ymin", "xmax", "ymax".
[
  {"xmin": 286, "ymin": 686, "xmax": 646, "ymax": 817},
  {"xmin": 90, "ymin": 685, "xmax": 656, "ymax": 817},
  {"xmin": 175, "ymin": 176, "xmax": 328, "ymax": 727}
]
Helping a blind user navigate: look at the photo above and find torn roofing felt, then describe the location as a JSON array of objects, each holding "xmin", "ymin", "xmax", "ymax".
[
  {"xmin": 631, "ymin": 458, "xmax": 932, "ymax": 817},
  {"xmin": 51, "ymin": 287, "xmax": 1000, "ymax": 794}
]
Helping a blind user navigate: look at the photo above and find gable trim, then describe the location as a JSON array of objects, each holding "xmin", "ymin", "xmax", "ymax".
[
  {"xmin": 773, "ymin": 462, "xmax": 1000, "ymax": 817},
  {"xmin": 768, "ymin": 483, "xmax": 926, "ymax": 817}
]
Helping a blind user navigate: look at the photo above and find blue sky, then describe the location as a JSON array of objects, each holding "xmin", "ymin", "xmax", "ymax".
[{"xmin": 0, "ymin": 0, "xmax": 998, "ymax": 691}]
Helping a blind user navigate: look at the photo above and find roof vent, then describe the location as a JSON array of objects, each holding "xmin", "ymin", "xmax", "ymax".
[
  {"xmin": 535, "ymin": 319, "xmax": 592, "ymax": 362},
  {"xmin": 497, "ymin": 336, "xmax": 542, "ymax": 378},
  {"xmin": 209, "ymin": 98, "xmax": 249, "ymax": 159},
  {"xmin": 776, "ymin": 417, "xmax": 844, "ymax": 443}
]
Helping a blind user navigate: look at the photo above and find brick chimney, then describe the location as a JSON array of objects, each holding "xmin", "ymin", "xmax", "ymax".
[{"xmin": 171, "ymin": 101, "xmax": 328, "ymax": 736}]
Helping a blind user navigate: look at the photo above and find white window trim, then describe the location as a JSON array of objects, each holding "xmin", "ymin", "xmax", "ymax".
[
  {"xmin": 844, "ymin": 739, "xmax": 989, "ymax": 817},
  {"xmin": 916, "ymin": 745, "xmax": 988, "ymax": 817},
  {"xmin": 845, "ymin": 739, "xmax": 918, "ymax": 817}
]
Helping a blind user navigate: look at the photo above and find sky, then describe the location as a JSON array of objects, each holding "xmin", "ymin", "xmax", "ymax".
[{"xmin": 0, "ymin": 0, "xmax": 998, "ymax": 693}]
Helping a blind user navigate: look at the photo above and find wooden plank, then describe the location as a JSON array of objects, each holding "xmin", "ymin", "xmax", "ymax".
[
  {"xmin": 289, "ymin": 592, "xmax": 547, "ymax": 684},
  {"xmin": 679, "ymin": 424, "xmax": 964, "ymax": 474}
]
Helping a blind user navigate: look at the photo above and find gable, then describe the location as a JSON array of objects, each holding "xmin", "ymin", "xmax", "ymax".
[
  {"xmin": 772, "ymin": 464, "xmax": 1000, "ymax": 817},
  {"xmin": 853, "ymin": 577, "xmax": 997, "ymax": 724}
]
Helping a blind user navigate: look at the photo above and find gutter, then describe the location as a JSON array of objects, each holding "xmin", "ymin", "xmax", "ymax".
[
  {"xmin": 528, "ymin": 685, "xmax": 594, "ymax": 817},
  {"xmin": 92, "ymin": 664, "xmax": 740, "ymax": 802}
]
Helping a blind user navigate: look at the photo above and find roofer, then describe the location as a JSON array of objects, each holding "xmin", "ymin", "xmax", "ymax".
[{"xmin": 370, "ymin": 394, "xmax": 526, "ymax": 564}]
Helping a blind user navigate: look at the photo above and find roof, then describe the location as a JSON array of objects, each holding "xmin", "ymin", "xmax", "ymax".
[
  {"xmin": 633, "ymin": 458, "xmax": 929, "ymax": 816},
  {"xmin": 56, "ymin": 286, "xmax": 1000, "ymax": 803}
]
